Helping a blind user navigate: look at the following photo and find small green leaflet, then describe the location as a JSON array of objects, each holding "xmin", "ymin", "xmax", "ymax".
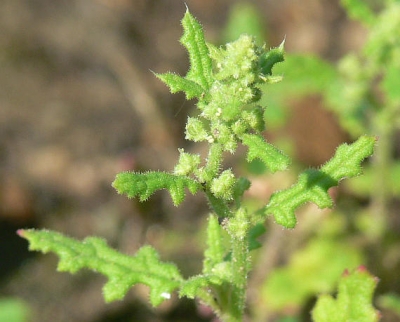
[{"xmin": 156, "ymin": 9, "xmax": 213, "ymax": 100}]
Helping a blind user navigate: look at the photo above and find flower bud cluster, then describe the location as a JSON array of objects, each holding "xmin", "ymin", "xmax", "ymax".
[{"xmin": 186, "ymin": 35, "xmax": 270, "ymax": 154}]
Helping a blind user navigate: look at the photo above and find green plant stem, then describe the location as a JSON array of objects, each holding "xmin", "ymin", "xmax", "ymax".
[
  {"xmin": 229, "ymin": 236, "xmax": 249, "ymax": 321},
  {"xmin": 205, "ymin": 191, "xmax": 232, "ymax": 218}
]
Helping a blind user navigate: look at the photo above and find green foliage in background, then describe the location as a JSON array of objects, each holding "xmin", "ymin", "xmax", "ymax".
[
  {"xmin": 262, "ymin": 237, "xmax": 363, "ymax": 311},
  {"xmin": 0, "ymin": 298, "xmax": 30, "ymax": 322},
  {"xmin": 312, "ymin": 267, "xmax": 380, "ymax": 322},
  {"xmin": 378, "ymin": 293, "xmax": 400, "ymax": 318},
  {"xmin": 19, "ymin": 5, "xmax": 381, "ymax": 322}
]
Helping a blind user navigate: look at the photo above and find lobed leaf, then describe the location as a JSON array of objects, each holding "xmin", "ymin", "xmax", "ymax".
[
  {"xmin": 112, "ymin": 171, "xmax": 201, "ymax": 206},
  {"xmin": 180, "ymin": 9, "xmax": 213, "ymax": 91},
  {"xmin": 312, "ymin": 266, "xmax": 380, "ymax": 322},
  {"xmin": 18, "ymin": 229, "xmax": 183, "ymax": 306},
  {"xmin": 264, "ymin": 135, "xmax": 376, "ymax": 228},
  {"xmin": 321, "ymin": 135, "xmax": 376, "ymax": 181},
  {"xmin": 241, "ymin": 133, "xmax": 291, "ymax": 173}
]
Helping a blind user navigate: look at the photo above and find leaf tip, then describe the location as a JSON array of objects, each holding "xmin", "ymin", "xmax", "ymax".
[
  {"xmin": 17, "ymin": 229, "xmax": 26, "ymax": 238},
  {"xmin": 278, "ymin": 37, "xmax": 286, "ymax": 50}
]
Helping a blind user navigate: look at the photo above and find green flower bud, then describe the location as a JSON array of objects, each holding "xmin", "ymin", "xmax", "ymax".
[
  {"xmin": 174, "ymin": 149, "xmax": 201, "ymax": 175},
  {"xmin": 185, "ymin": 117, "xmax": 209, "ymax": 142},
  {"xmin": 227, "ymin": 208, "xmax": 250, "ymax": 240},
  {"xmin": 242, "ymin": 106, "xmax": 265, "ymax": 132},
  {"xmin": 211, "ymin": 121, "xmax": 237, "ymax": 153},
  {"xmin": 210, "ymin": 169, "xmax": 236, "ymax": 200}
]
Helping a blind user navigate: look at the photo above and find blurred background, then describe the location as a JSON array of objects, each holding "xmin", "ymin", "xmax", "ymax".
[{"xmin": 1, "ymin": 0, "xmax": 399, "ymax": 321}]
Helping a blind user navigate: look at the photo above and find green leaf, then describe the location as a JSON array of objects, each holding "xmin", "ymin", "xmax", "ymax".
[
  {"xmin": 247, "ymin": 223, "xmax": 266, "ymax": 251},
  {"xmin": 180, "ymin": 9, "xmax": 213, "ymax": 90},
  {"xmin": 241, "ymin": 133, "xmax": 291, "ymax": 173},
  {"xmin": 18, "ymin": 229, "xmax": 183, "ymax": 306},
  {"xmin": 232, "ymin": 177, "xmax": 251, "ymax": 208},
  {"xmin": 112, "ymin": 171, "xmax": 201, "ymax": 206},
  {"xmin": 312, "ymin": 266, "xmax": 380, "ymax": 322},
  {"xmin": 259, "ymin": 40, "xmax": 285, "ymax": 76},
  {"xmin": 205, "ymin": 191, "xmax": 232, "ymax": 219},
  {"xmin": 321, "ymin": 135, "xmax": 376, "ymax": 181},
  {"xmin": 155, "ymin": 72, "xmax": 204, "ymax": 99},
  {"xmin": 155, "ymin": 9, "xmax": 212, "ymax": 100},
  {"xmin": 242, "ymin": 106, "xmax": 265, "ymax": 133},
  {"xmin": 265, "ymin": 135, "xmax": 376, "ymax": 228},
  {"xmin": 204, "ymin": 215, "xmax": 225, "ymax": 274}
]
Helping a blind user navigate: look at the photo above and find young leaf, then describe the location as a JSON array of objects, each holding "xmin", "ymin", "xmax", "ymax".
[
  {"xmin": 185, "ymin": 117, "xmax": 209, "ymax": 142},
  {"xmin": 259, "ymin": 40, "xmax": 285, "ymax": 77},
  {"xmin": 232, "ymin": 177, "xmax": 251, "ymax": 208},
  {"xmin": 173, "ymin": 149, "xmax": 201, "ymax": 176},
  {"xmin": 180, "ymin": 9, "xmax": 213, "ymax": 91},
  {"xmin": 247, "ymin": 223, "xmax": 266, "ymax": 251},
  {"xmin": 112, "ymin": 171, "xmax": 201, "ymax": 206},
  {"xmin": 210, "ymin": 169, "xmax": 237, "ymax": 200},
  {"xmin": 155, "ymin": 9, "xmax": 212, "ymax": 100},
  {"xmin": 203, "ymin": 215, "xmax": 225, "ymax": 274},
  {"xmin": 321, "ymin": 135, "xmax": 376, "ymax": 181},
  {"xmin": 155, "ymin": 72, "xmax": 204, "ymax": 99},
  {"xmin": 241, "ymin": 133, "xmax": 291, "ymax": 173},
  {"xmin": 312, "ymin": 266, "xmax": 380, "ymax": 322},
  {"xmin": 264, "ymin": 135, "xmax": 376, "ymax": 228},
  {"xmin": 18, "ymin": 229, "xmax": 183, "ymax": 306}
]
